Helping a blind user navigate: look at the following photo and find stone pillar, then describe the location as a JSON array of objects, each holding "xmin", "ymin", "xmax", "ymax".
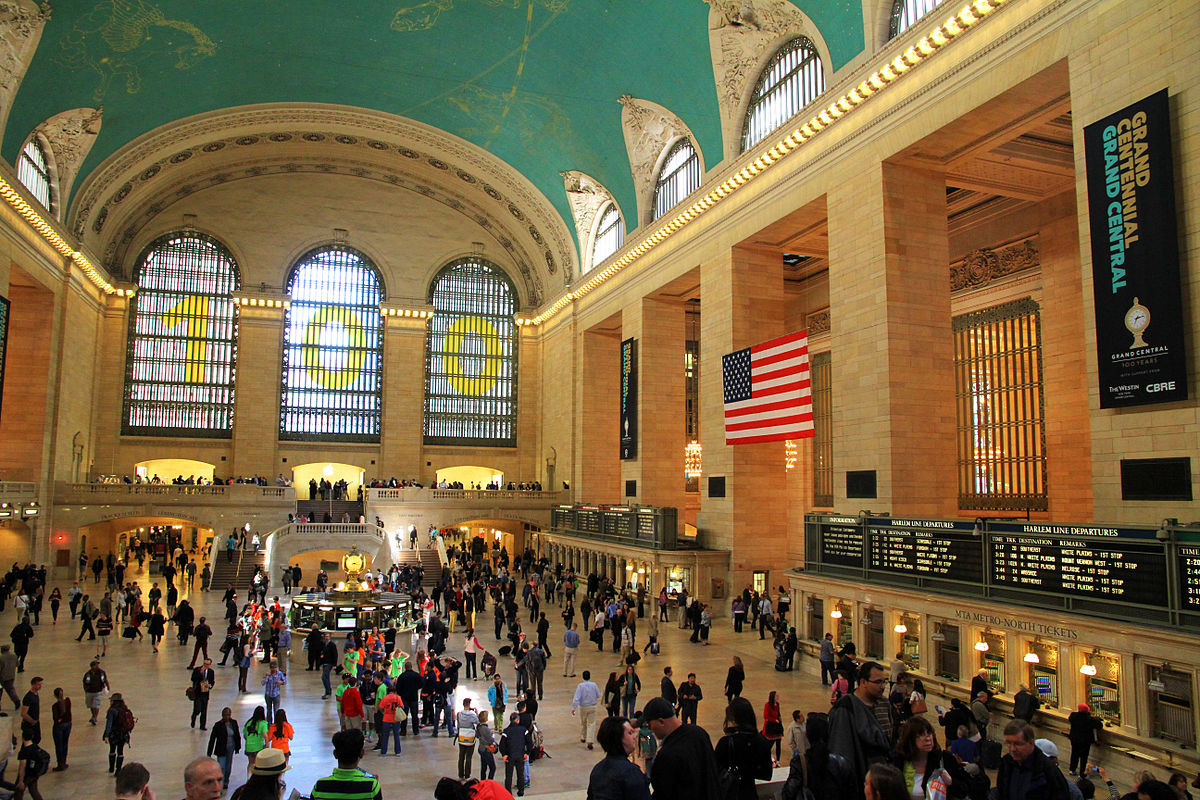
[
  {"xmin": 620, "ymin": 297, "xmax": 687, "ymax": 517},
  {"xmin": 577, "ymin": 327, "xmax": 621, "ymax": 503},
  {"xmin": 827, "ymin": 161, "xmax": 956, "ymax": 515},
  {"xmin": 697, "ymin": 246, "xmax": 788, "ymax": 589},
  {"xmin": 380, "ymin": 316, "xmax": 427, "ymax": 478},
  {"xmin": 231, "ymin": 307, "xmax": 284, "ymax": 477}
]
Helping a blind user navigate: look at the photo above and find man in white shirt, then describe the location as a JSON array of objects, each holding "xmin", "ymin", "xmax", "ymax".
[{"xmin": 570, "ymin": 670, "xmax": 601, "ymax": 750}]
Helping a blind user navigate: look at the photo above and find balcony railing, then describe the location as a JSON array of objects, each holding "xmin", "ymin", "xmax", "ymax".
[
  {"xmin": 56, "ymin": 483, "xmax": 295, "ymax": 502},
  {"xmin": 368, "ymin": 487, "xmax": 564, "ymax": 503},
  {"xmin": 0, "ymin": 482, "xmax": 37, "ymax": 502},
  {"xmin": 269, "ymin": 522, "xmax": 387, "ymax": 542}
]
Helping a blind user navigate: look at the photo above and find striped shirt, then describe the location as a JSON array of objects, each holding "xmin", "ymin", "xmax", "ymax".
[{"xmin": 310, "ymin": 766, "xmax": 382, "ymax": 800}]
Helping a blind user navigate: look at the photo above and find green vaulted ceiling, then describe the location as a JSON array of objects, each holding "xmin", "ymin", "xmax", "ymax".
[{"xmin": 4, "ymin": 0, "xmax": 865, "ymax": 240}]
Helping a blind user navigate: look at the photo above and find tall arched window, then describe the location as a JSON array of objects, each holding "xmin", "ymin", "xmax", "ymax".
[
  {"xmin": 16, "ymin": 137, "xmax": 53, "ymax": 212},
  {"xmin": 890, "ymin": 0, "xmax": 942, "ymax": 38},
  {"xmin": 280, "ymin": 245, "xmax": 383, "ymax": 441},
  {"xmin": 591, "ymin": 203, "xmax": 624, "ymax": 268},
  {"xmin": 424, "ymin": 258, "xmax": 517, "ymax": 447},
  {"xmin": 742, "ymin": 37, "xmax": 825, "ymax": 152},
  {"xmin": 123, "ymin": 232, "xmax": 240, "ymax": 437},
  {"xmin": 652, "ymin": 139, "xmax": 701, "ymax": 222}
]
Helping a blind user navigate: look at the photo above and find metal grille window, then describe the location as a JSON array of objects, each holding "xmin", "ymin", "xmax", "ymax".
[
  {"xmin": 591, "ymin": 203, "xmax": 624, "ymax": 268},
  {"xmin": 811, "ymin": 351, "xmax": 833, "ymax": 506},
  {"xmin": 742, "ymin": 37, "xmax": 825, "ymax": 152},
  {"xmin": 16, "ymin": 138, "xmax": 52, "ymax": 212},
  {"xmin": 123, "ymin": 232, "xmax": 240, "ymax": 437},
  {"xmin": 953, "ymin": 298, "xmax": 1047, "ymax": 511},
  {"xmin": 424, "ymin": 258, "xmax": 517, "ymax": 447},
  {"xmin": 890, "ymin": 0, "xmax": 943, "ymax": 38},
  {"xmin": 280, "ymin": 246, "xmax": 383, "ymax": 441},
  {"xmin": 652, "ymin": 140, "xmax": 701, "ymax": 223}
]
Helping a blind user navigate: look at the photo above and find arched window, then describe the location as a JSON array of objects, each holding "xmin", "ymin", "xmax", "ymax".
[
  {"xmin": 16, "ymin": 137, "xmax": 52, "ymax": 212},
  {"xmin": 280, "ymin": 245, "xmax": 383, "ymax": 441},
  {"xmin": 424, "ymin": 258, "xmax": 518, "ymax": 447},
  {"xmin": 742, "ymin": 37, "xmax": 825, "ymax": 152},
  {"xmin": 890, "ymin": 0, "xmax": 942, "ymax": 38},
  {"xmin": 651, "ymin": 139, "xmax": 701, "ymax": 222},
  {"xmin": 591, "ymin": 203, "xmax": 624, "ymax": 268},
  {"xmin": 123, "ymin": 232, "xmax": 240, "ymax": 436}
]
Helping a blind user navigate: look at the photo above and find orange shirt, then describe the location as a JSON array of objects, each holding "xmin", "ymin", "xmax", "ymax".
[{"xmin": 268, "ymin": 721, "xmax": 294, "ymax": 753}]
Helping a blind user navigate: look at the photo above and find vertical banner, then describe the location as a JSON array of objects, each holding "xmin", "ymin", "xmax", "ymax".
[
  {"xmin": 1084, "ymin": 89, "xmax": 1188, "ymax": 407},
  {"xmin": 0, "ymin": 295, "xmax": 8, "ymax": 424},
  {"xmin": 620, "ymin": 337, "xmax": 637, "ymax": 459}
]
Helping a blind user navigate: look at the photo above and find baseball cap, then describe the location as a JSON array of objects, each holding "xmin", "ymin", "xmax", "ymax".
[
  {"xmin": 1034, "ymin": 739, "xmax": 1058, "ymax": 759},
  {"xmin": 642, "ymin": 697, "xmax": 676, "ymax": 722}
]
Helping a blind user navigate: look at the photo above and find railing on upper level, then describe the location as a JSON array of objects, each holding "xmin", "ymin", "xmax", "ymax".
[
  {"xmin": 368, "ymin": 487, "xmax": 565, "ymax": 503},
  {"xmin": 0, "ymin": 482, "xmax": 38, "ymax": 501},
  {"xmin": 56, "ymin": 482, "xmax": 295, "ymax": 503},
  {"xmin": 267, "ymin": 522, "xmax": 388, "ymax": 543}
]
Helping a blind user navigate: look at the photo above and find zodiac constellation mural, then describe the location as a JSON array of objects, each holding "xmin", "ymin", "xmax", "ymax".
[
  {"xmin": 54, "ymin": 0, "xmax": 215, "ymax": 101},
  {"xmin": 391, "ymin": 0, "xmax": 568, "ymax": 33}
]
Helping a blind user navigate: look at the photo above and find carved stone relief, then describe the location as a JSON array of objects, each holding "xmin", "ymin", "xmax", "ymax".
[
  {"xmin": 36, "ymin": 107, "xmax": 103, "ymax": 207},
  {"xmin": 0, "ymin": 1, "xmax": 50, "ymax": 138},
  {"xmin": 706, "ymin": 0, "xmax": 819, "ymax": 159},
  {"xmin": 806, "ymin": 307, "xmax": 830, "ymax": 336},
  {"xmin": 949, "ymin": 237, "xmax": 1040, "ymax": 292},
  {"xmin": 560, "ymin": 169, "xmax": 619, "ymax": 279},
  {"xmin": 619, "ymin": 95, "xmax": 701, "ymax": 225}
]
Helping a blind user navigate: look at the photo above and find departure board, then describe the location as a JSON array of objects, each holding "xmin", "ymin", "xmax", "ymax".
[
  {"xmin": 1177, "ymin": 545, "xmax": 1200, "ymax": 610},
  {"xmin": 818, "ymin": 516, "xmax": 866, "ymax": 567},
  {"xmin": 576, "ymin": 507, "xmax": 601, "ymax": 533},
  {"xmin": 988, "ymin": 522, "xmax": 1167, "ymax": 606},
  {"xmin": 867, "ymin": 518, "xmax": 984, "ymax": 582}
]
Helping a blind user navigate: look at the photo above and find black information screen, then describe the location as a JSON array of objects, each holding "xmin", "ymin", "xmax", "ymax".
[
  {"xmin": 989, "ymin": 526, "xmax": 1167, "ymax": 606},
  {"xmin": 1176, "ymin": 545, "xmax": 1200, "ymax": 611},
  {"xmin": 867, "ymin": 518, "xmax": 983, "ymax": 582},
  {"xmin": 576, "ymin": 509, "xmax": 601, "ymax": 534},
  {"xmin": 551, "ymin": 508, "xmax": 572, "ymax": 530},
  {"xmin": 636, "ymin": 513, "xmax": 656, "ymax": 541},
  {"xmin": 818, "ymin": 517, "xmax": 865, "ymax": 567}
]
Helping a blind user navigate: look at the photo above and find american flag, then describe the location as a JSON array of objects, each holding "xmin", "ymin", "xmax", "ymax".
[{"xmin": 722, "ymin": 330, "xmax": 813, "ymax": 444}]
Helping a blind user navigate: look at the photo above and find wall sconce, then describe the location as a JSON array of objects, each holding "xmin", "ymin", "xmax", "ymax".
[
  {"xmin": 1023, "ymin": 652, "xmax": 1040, "ymax": 664},
  {"xmin": 894, "ymin": 623, "xmax": 908, "ymax": 634},
  {"xmin": 1079, "ymin": 663, "xmax": 1098, "ymax": 676},
  {"xmin": 830, "ymin": 608, "xmax": 843, "ymax": 619},
  {"xmin": 974, "ymin": 639, "xmax": 990, "ymax": 652}
]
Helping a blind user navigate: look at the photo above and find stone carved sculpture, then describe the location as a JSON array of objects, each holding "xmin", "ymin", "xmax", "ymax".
[
  {"xmin": 36, "ymin": 106, "xmax": 103, "ymax": 207},
  {"xmin": 560, "ymin": 169, "xmax": 619, "ymax": 279},
  {"xmin": 619, "ymin": 95, "xmax": 700, "ymax": 223},
  {"xmin": 0, "ymin": 1, "xmax": 51, "ymax": 133}
]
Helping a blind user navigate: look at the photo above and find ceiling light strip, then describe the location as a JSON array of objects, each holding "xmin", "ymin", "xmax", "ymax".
[
  {"xmin": 0, "ymin": 174, "xmax": 116, "ymax": 294},
  {"xmin": 530, "ymin": 0, "xmax": 1007, "ymax": 326}
]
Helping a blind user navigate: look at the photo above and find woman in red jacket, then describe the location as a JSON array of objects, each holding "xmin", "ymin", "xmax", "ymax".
[{"xmin": 762, "ymin": 690, "xmax": 784, "ymax": 766}]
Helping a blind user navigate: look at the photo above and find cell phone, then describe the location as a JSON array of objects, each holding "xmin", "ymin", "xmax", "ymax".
[{"xmin": 1089, "ymin": 766, "xmax": 1100, "ymax": 774}]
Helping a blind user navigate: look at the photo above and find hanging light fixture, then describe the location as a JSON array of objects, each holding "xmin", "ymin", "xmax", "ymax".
[
  {"xmin": 684, "ymin": 441, "xmax": 703, "ymax": 478},
  {"xmin": 1080, "ymin": 663, "xmax": 1098, "ymax": 676},
  {"xmin": 1023, "ymin": 652, "xmax": 1040, "ymax": 664},
  {"xmin": 894, "ymin": 623, "xmax": 908, "ymax": 634},
  {"xmin": 830, "ymin": 607, "xmax": 843, "ymax": 619},
  {"xmin": 785, "ymin": 440, "xmax": 798, "ymax": 471},
  {"xmin": 974, "ymin": 639, "xmax": 990, "ymax": 652}
]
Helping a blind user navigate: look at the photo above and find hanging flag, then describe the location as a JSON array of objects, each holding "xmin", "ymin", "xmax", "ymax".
[{"xmin": 722, "ymin": 330, "xmax": 813, "ymax": 444}]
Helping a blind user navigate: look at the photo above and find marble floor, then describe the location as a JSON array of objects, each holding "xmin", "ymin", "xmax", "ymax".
[{"xmin": 4, "ymin": 568, "xmax": 837, "ymax": 799}]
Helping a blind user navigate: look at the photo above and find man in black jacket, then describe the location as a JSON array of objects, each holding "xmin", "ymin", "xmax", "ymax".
[
  {"xmin": 499, "ymin": 712, "xmax": 530, "ymax": 796},
  {"xmin": 190, "ymin": 658, "xmax": 216, "ymax": 729},
  {"xmin": 660, "ymin": 667, "xmax": 677, "ymax": 707},
  {"xmin": 395, "ymin": 661, "xmax": 423, "ymax": 736},
  {"xmin": 642, "ymin": 697, "xmax": 719, "ymax": 800},
  {"xmin": 995, "ymin": 719, "xmax": 1070, "ymax": 800},
  {"xmin": 306, "ymin": 627, "xmax": 324, "ymax": 671},
  {"xmin": 319, "ymin": 633, "xmax": 339, "ymax": 698}
]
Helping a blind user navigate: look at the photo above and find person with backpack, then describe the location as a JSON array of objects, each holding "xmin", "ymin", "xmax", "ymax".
[
  {"xmin": 103, "ymin": 693, "xmax": 135, "ymax": 774},
  {"xmin": 14, "ymin": 734, "xmax": 49, "ymax": 800}
]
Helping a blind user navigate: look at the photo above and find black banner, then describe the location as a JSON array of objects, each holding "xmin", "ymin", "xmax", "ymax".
[
  {"xmin": 620, "ymin": 337, "xmax": 637, "ymax": 459},
  {"xmin": 0, "ymin": 295, "xmax": 8, "ymax": 424},
  {"xmin": 1084, "ymin": 89, "xmax": 1188, "ymax": 407}
]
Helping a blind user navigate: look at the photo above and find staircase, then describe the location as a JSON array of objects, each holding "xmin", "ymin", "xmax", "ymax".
[
  {"xmin": 392, "ymin": 546, "xmax": 444, "ymax": 589},
  {"xmin": 297, "ymin": 499, "xmax": 363, "ymax": 522},
  {"xmin": 208, "ymin": 550, "xmax": 266, "ymax": 593}
]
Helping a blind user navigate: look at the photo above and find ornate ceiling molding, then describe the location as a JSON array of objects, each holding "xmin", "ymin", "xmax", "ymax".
[
  {"xmin": 560, "ymin": 170, "xmax": 620, "ymax": 280},
  {"xmin": 67, "ymin": 104, "xmax": 575, "ymax": 298},
  {"xmin": 0, "ymin": 0, "xmax": 49, "ymax": 140},
  {"xmin": 619, "ymin": 95, "xmax": 704, "ymax": 227},
  {"xmin": 950, "ymin": 236, "xmax": 1040, "ymax": 293},
  {"xmin": 36, "ymin": 106, "xmax": 103, "ymax": 211},
  {"xmin": 102, "ymin": 154, "xmax": 546, "ymax": 306}
]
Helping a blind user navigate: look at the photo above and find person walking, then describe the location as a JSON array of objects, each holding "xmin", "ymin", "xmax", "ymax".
[
  {"xmin": 50, "ymin": 686, "xmax": 71, "ymax": 772},
  {"xmin": 0, "ymin": 645, "xmax": 20, "ymax": 711},
  {"xmin": 464, "ymin": 628, "xmax": 482, "ymax": 680},
  {"xmin": 82, "ymin": 660, "xmax": 108, "ymax": 726},
  {"xmin": 715, "ymin": 698, "xmax": 774, "ymax": 800},
  {"xmin": 207, "ymin": 707, "xmax": 242, "ymax": 793},
  {"xmin": 103, "ymin": 693, "xmax": 134, "ymax": 775},
  {"xmin": 377, "ymin": 682, "xmax": 402, "ymax": 755},
  {"xmin": 262, "ymin": 662, "xmax": 287, "ymax": 721},
  {"xmin": 11, "ymin": 616, "xmax": 34, "ymax": 672},
  {"xmin": 191, "ymin": 658, "xmax": 215, "ymax": 729},
  {"xmin": 243, "ymin": 705, "xmax": 269, "ymax": 773},
  {"xmin": 147, "ymin": 607, "xmax": 166, "ymax": 654},
  {"xmin": 266, "ymin": 709, "xmax": 294, "ymax": 762},
  {"xmin": 487, "ymin": 673, "xmax": 508, "ymax": 733},
  {"xmin": 188, "ymin": 617, "xmax": 213, "ymax": 669},
  {"xmin": 571, "ymin": 669, "xmax": 601, "ymax": 750},
  {"xmin": 762, "ymin": 690, "xmax": 785, "ymax": 766},
  {"xmin": 499, "ymin": 711, "xmax": 531, "ymax": 797},
  {"xmin": 96, "ymin": 611, "xmax": 113, "ymax": 657},
  {"xmin": 47, "ymin": 589, "xmax": 61, "ymax": 625},
  {"xmin": 618, "ymin": 665, "xmax": 642, "ymax": 718},
  {"xmin": 476, "ymin": 709, "xmax": 497, "ymax": 780},
  {"xmin": 19, "ymin": 675, "xmax": 43, "ymax": 746},
  {"xmin": 725, "ymin": 656, "xmax": 745, "ymax": 702},
  {"xmin": 677, "ymin": 672, "xmax": 703, "ymax": 726}
]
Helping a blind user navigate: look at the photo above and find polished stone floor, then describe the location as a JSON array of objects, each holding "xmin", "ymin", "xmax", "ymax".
[{"xmin": 4, "ymin": 567, "xmax": 837, "ymax": 799}]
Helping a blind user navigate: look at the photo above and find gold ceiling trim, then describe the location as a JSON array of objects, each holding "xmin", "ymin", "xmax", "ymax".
[{"xmin": 524, "ymin": 0, "xmax": 1011, "ymax": 327}]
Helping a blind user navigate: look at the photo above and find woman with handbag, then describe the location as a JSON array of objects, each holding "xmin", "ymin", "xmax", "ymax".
[
  {"xmin": 908, "ymin": 679, "xmax": 929, "ymax": 717},
  {"xmin": 763, "ymin": 691, "xmax": 785, "ymax": 766}
]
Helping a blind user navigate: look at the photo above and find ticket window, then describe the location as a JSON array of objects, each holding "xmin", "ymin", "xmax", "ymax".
[
  {"xmin": 834, "ymin": 605, "xmax": 853, "ymax": 647},
  {"xmin": 898, "ymin": 615, "xmax": 921, "ymax": 671},
  {"xmin": 979, "ymin": 631, "xmax": 1006, "ymax": 693},
  {"xmin": 807, "ymin": 598, "xmax": 824, "ymax": 642},
  {"xmin": 934, "ymin": 621, "xmax": 961, "ymax": 682},
  {"xmin": 1082, "ymin": 650, "xmax": 1121, "ymax": 725},
  {"xmin": 1026, "ymin": 641, "xmax": 1059, "ymax": 709},
  {"xmin": 864, "ymin": 611, "xmax": 884, "ymax": 659},
  {"xmin": 1149, "ymin": 666, "xmax": 1195, "ymax": 748}
]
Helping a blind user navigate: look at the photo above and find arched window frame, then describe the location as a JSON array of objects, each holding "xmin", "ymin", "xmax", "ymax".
[
  {"xmin": 424, "ymin": 258, "xmax": 519, "ymax": 447},
  {"xmin": 16, "ymin": 135, "xmax": 55, "ymax": 214},
  {"xmin": 589, "ymin": 202, "xmax": 624, "ymax": 270},
  {"xmin": 889, "ymin": 0, "xmax": 943, "ymax": 39},
  {"xmin": 741, "ymin": 37, "xmax": 826, "ymax": 153},
  {"xmin": 122, "ymin": 231, "xmax": 241, "ymax": 437},
  {"xmin": 279, "ymin": 245, "xmax": 385, "ymax": 442},
  {"xmin": 651, "ymin": 139, "xmax": 702, "ymax": 223}
]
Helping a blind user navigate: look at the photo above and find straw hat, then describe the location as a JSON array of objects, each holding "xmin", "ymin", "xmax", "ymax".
[{"xmin": 250, "ymin": 748, "xmax": 290, "ymax": 776}]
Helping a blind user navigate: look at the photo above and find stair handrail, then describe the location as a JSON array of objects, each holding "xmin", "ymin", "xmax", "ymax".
[{"xmin": 435, "ymin": 535, "xmax": 449, "ymax": 568}]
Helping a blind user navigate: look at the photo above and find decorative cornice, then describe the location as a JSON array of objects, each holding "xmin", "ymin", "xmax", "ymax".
[
  {"xmin": 806, "ymin": 307, "xmax": 830, "ymax": 336},
  {"xmin": 950, "ymin": 236, "xmax": 1039, "ymax": 292}
]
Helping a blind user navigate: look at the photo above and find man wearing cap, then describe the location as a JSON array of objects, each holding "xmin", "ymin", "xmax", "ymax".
[
  {"xmin": 570, "ymin": 670, "xmax": 601, "ymax": 750},
  {"xmin": 995, "ymin": 720, "xmax": 1070, "ymax": 800},
  {"xmin": 182, "ymin": 756, "xmax": 224, "ymax": 800},
  {"xmin": 310, "ymin": 729, "xmax": 382, "ymax": 800},
  {"xmin": 641, "ymin": 696, "xmax": 719, "ymax": 800},
  {"xmin": 1034, "ymin": 739, "xmax": 1084, "ymax": 800}
]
